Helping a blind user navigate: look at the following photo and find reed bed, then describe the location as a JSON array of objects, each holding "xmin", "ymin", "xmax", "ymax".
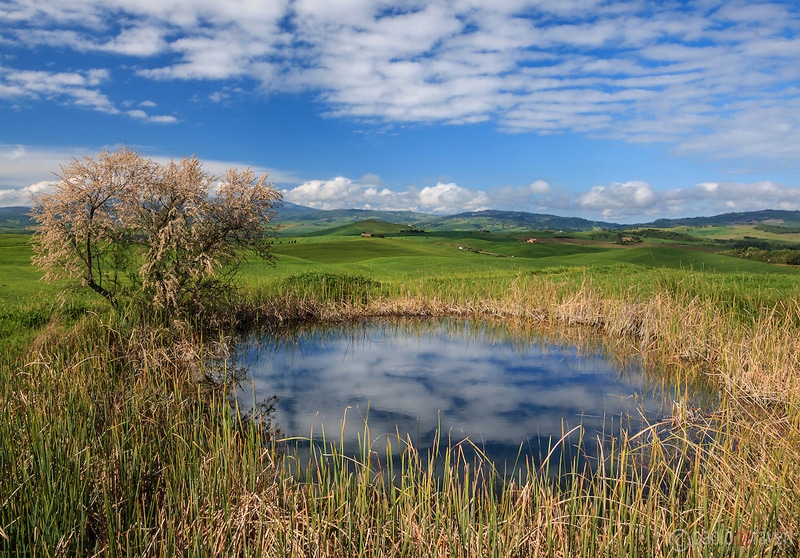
[{"xmin": 2, "ymin": 267, "xmax": 800, "ymax": 556}]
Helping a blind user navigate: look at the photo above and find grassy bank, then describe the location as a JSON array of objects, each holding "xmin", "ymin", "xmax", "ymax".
[{"xmin": 2, "ymin": 247, "xmax": 800, "ymax": 555}]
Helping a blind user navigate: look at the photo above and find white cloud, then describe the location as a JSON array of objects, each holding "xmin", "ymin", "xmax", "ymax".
[
  {"xmin": 127, "ymin": 109, "xmax": 177, "ymax": 123},
  {"xmin": 283, "ymin": 176, "xmax": 416, "ymax": 211},
  {"xmin": 0, "ymin": 66, "xmax": 118, "ymax": 113},
  {"xmin": 0, "ymin": 144, "xmax": 84, "ymax": 186},
  {"xmin": 529, "ymin": 180, "xmax": 551, "ymax": 194},
  {"xmin": 0, "ymin": 144, "xmax": 301, "ymax": 207},
  {"xmin": 283, "ymin": 177, "xmax": 369, "ymax": 210},
  {"xmin": 684, "ymin": 181, "xmax": 800, "ymax": 212},
  {"xmin": 570, "ymin": 179, "xmax": 800, "ymax": 222},
  {"xmin": 146, "ymin": 114, "xmax": 178, "ymax": 124},
  {"xmin": 0, "ymin": 180, "xmax": 55, "ymax": 206},
  {"xmin": 4, "ymin": 143, "xmax": 800, "ymax": 220},
  {"xmin": 283, "ymin": 176, "xmax": 489, "ymax": 214},
  {"xmin": 277, "ymin": 172, "xmax": 800, "ymax": 222},
  {"xmin": 3, "ymin": 0, "xmax": 799, "ymax": 165},
  {"xmin": 100, "ymin": 25, "xmax": 167, "ymax": 56},
  {"xmin": 579, "ymin": 181, "xmax": 658, "ymax": 217},
  {"xmin": 418, "ymin": 182, "xmax": 489, "ymax": 213},
  {"xmin": 0, "ymin": 66, "xmax": 178, "ymax": 122}
]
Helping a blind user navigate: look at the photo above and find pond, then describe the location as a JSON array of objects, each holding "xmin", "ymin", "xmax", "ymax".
[{"xmin": 235, "ymin": 318, "xmax": 698, "ymax": 471}]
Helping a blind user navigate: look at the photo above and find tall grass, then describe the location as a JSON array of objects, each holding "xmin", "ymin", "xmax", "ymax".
[{"xmin": 3, "ymin": 266, "xmax": 800, "ymax": 555}]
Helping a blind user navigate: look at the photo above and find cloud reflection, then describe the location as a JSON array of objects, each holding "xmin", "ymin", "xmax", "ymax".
[{"xmin": 237, "ymin": 320, "xmax": 675, "ymax": 463}]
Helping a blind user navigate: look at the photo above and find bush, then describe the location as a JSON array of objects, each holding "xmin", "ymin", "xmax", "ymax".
[{"xmin": 29, "ymin": 148, "xmax": 281, "ymax": 317}]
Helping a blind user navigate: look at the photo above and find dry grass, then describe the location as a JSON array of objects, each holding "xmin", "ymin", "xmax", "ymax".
[{"xmin": 3, "ymin": 271, "xmax": 800, "ymax": 556}]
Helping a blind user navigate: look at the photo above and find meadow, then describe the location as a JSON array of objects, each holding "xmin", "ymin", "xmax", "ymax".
[{"xmin": 3, "ymin": 222, "xmax": 800, "ymax": 556}]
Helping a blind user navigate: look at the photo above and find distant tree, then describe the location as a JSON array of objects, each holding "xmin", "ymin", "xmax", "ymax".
[{"xmin": 30, "ymin": 147, "xmax": 281, "ymax": 315}]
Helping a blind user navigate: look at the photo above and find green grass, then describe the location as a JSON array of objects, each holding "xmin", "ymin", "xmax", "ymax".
[
  {"xmin": 270, "ymin": 237, "xmax": 465, "ymax": 263},
  {"xmin": 0, "ymin": 235, "xmax": 48, "ymax": 299},
  {"xmin": 297, "ymin": 219, "xmax": 412, "ymax": 237},
  {"xmin": 4, "ymin": 227, "xmax": 800, "ymax": 556}
]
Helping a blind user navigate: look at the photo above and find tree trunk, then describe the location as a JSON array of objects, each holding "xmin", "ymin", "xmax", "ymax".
[{"xmin": 87, "ymin": 277, "xmax": 117, "ymax": 308}]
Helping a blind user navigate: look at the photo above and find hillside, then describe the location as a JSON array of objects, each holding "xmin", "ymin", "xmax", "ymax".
[
  {"xmin": 640, "ymin": 210, "xmax": 800, "ymax": 229},
  {"xmin": 276, "ymin": 203, "xmax": 617, "ymax": 234},
  {"xmin": 275, "ymin": 204, "xmax": 800, "ymax": 235},
  {"xmin": 6, "ymin": 202, "xmax": 800, "ymax": 235},
  {"xmin": 276, "ymin": 202, "xmax": 431, "ymax": 234},
  {"xmin": 422, "ymin": 209, "xmax": 616, "ymax": 232},
  {"xmin": 0, "ymin": 206, "xmax": 34, "ymax": 232}
]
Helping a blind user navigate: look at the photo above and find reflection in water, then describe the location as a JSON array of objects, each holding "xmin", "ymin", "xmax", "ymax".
[{"xmin": 236, "ymin": 319, "xmax": 682, "ymax": 468}]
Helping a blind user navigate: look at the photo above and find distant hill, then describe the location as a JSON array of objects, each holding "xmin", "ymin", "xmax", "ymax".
[
  {"xmin": 275, "ymin": 202, "xmax": 432, "ymax": 234},
  {"xmin": 278, "ymin": 204, "xmax": 800, "ymax": 234},
  {"xmin": 277, "ymin": 205, "xmax": 800, "ymax": 234},
  {"xmin": 6, "ymin": 202, "xmax": 800, "ymax": 235},
  {"xmin": 0, "ymin": 206, "xmax": 34, "ymax": 232},
  {"xmin": 276, "ymin": 203, "xmax": 616, "ymax": 233},
  {"xmin": 419, "ymin": 209, "xmax": 616, "ymax": 232},
  {"xmin": 638, "ymin": 210, "xmax": 800, "ymax": 229}
]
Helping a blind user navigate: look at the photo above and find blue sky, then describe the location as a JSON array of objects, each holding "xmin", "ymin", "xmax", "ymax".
[{"xmin": 2, "ymin": 0, "xmax": 800, "ymax": 222}]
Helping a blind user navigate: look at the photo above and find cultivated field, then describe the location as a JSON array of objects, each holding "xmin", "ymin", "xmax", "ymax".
[{"xmin": 3, "ymin": 221, "xmax": 800, "ymax": 556}]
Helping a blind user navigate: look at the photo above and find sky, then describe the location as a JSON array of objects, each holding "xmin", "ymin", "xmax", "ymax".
[{"xmin": 1, "ymin": 0, "xmax": 800, "ymax": 223}]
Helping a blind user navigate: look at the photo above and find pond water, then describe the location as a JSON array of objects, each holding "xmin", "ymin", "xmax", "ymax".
[{"xmin": 235, "ymin": 319, "xmax": 690, "ymax": 470}]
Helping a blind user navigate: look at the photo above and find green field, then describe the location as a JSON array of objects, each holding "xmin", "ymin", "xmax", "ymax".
[
  {"xmin": 3, "ymin": 220, "xmax": 800, "ymax": 556},
  {"xmin": 245, "ymin": 221, "xmax": 800, "ymax": 288}
]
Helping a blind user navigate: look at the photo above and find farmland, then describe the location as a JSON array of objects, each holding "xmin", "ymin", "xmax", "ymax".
[{"xmin": 3, "ymin": 214, "xmax": 800, "ymax": 556}]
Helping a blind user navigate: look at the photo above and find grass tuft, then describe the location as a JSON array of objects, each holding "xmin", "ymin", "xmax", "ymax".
[{"xmin": 3, "ymin": 263, "xmax": 800, "ymax": 555}]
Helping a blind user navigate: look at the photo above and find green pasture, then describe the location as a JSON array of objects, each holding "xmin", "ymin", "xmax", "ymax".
[
  {"xmin": 0, "ymin": 235, "xmax": 44, "ymax": 297},
  {"xmin": 239, "ymin": 227, "xmax": 800, "ymax": 318},
  {"xmin": 6, "ymin": 220, "xmax": 800, "ymax": 556},
  {"xmin": 7, "ymin": 223, "xmax": 800, "ymax": 295},
  {"xmin": 6, "ymin": 225, "xmax": 800, "ymax": 328},
  {"xmin": 266, "ymin": 230, "xmax": 799, "ymax": 274},
  {"xmin": 674, "ymin": 224, "xmax": 800, "ymax": 243}
]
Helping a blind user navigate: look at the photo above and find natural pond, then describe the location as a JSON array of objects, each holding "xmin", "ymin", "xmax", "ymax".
[{"xmin": 235, "ymin": 318, "xmax": 702, "ymax": 471}]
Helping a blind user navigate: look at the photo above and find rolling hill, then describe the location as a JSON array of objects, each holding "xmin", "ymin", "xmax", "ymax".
[
  {"xmin": 273, "ymin": 203, "xmax": 800, "ymax": 235},
  {"xmin": 0, "ymin": 207, "xmax": 34, "ymax": 232},
  {"xmin": 5, "ymin": 202, "xmax": 800, "ymax": 235}
]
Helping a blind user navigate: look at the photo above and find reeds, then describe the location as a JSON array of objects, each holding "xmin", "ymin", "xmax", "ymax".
[{"xmin": 2, "ymin": 266, "xmax": 800, "ymax": 556}]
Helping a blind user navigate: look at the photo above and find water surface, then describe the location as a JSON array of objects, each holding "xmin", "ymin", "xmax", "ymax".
[{"xmin": 237, "ymin": 319, "xmax": 681, "ymax": 467}]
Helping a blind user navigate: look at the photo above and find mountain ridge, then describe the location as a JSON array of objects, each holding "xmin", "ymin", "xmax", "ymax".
[
  {"xmin": 275, "ymin": 202, "xmax": 800, "ymax": 234},
  {"xmin": 3, "ymin": 203, "xmax": 800, "ymax": 234}
]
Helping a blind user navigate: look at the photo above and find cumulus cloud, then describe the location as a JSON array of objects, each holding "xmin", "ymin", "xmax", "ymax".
[
  {"xmin": 4, "ymin": 142, "xmax": 800, "ymax": 220},
  {"xmin": 528, "ymin": 180, "xmax": 551, "ymax": 194},
  {"xmin": 277, "ymin": 171, "xmax": 800, "ymax": 221},
  {"xmin": 569, "ymin": 179, "xmax": 800, "ymax": 222},
  {"xmin": 3, "ymin": 0, "xmax": 800, "ymax": 164},
  {"xmin": 0, "ymin": 144, "xmax": 83, "ymax": 187},
  {"xmin": 418, "ymin": 182, "xmax": 489, "ymax": 213},
  {"xmin": 579, "ymin": 181, "xmax": 658, "ymax": 218},
  {"xmin": 0, "ymin": 180, "xmax": 55, "ymax": 206},
  {"xmin": 0, "ymin": 66, "xmax": 118, "ymax": 113},
  {"xmin": 684, "ymin": 181, "xmax": 800, "ymax": 212},
  {"xmin": 283, "ymin": 176, "xmax": 489, "ymax": 214},
  {"xmin": 0, "ymin": 66, "xmax": 177, "ymax": 121},
  {"xmin": 284, "ymin": 177, "xmax": 375, "ymax": 210},
  {"xmin": 0, "ymin": 144, "xmax": 301, "ymax": 208},
  {"xmin": 284, "ymin": 176, "xmax": 418, "ymax": 212},
  {"xmin": 127, "ymin": 109, "xmax": 177, "ymax": 123}
]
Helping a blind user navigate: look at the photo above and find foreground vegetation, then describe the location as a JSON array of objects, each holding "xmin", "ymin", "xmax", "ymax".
[{"xmin": 3, "ymin": 225, "xmax": 800, "ymax": 556}]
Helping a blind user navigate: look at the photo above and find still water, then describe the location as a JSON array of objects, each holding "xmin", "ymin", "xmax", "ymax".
[{"xmin": 236, "ymin": 319, "xmax": 683, "ymax": 468}]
